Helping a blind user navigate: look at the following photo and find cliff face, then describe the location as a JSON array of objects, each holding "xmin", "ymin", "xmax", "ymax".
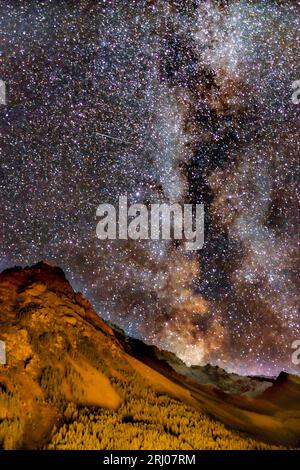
[
  {"xmin": 0, "ymin": 261, "xmax": 123, "ymax": 448},
  {"xmin": 0, "ymin": 262, "xmax": 299, "ymax": 450}
]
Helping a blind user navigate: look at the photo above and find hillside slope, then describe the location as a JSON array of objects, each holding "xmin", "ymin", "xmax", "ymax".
[{"xmin": 0, "ymin": 262, "xmax": 299, "ymax": 449}]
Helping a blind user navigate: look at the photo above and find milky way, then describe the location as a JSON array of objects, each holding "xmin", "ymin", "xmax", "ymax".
[{"xmin": 0, "ymin": 0, "xmax": 299, "ymax": 376}]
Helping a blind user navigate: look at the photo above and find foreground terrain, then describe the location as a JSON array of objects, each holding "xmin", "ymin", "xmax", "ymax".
[{"xmin": 0, "ymin": 262, "xmax": 299, "ymax": 449}]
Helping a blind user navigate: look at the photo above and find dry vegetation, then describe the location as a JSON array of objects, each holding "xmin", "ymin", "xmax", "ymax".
[
  {"xmin": 0, "ymin": 346, "xmax": 288, "ymax": 450},
  {"xmin": 46, "ymin": 372, "xmax": 286, "ymax": 450}
]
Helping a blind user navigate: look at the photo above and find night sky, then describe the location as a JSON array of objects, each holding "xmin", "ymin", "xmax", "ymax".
[{"xmin": 0, "ymin": 0, "xmax": 299, "ymax": 376}]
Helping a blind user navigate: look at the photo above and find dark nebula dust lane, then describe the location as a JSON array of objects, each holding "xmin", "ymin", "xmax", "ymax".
[{"xmin": 0, "ymin": 1, "xmax": 299, "ymax": 376}]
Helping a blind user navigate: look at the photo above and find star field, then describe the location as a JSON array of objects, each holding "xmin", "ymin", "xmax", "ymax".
[{"xmin": 0, "ymin": 0, "xmax": 299, "ymax": 376}]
